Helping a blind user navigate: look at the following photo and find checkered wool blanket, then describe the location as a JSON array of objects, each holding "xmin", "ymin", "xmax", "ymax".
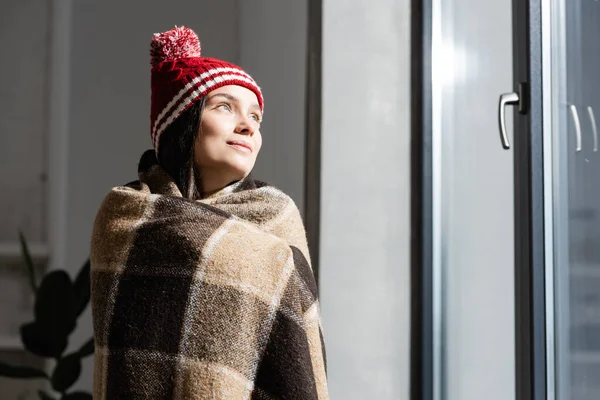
[{"xmin": 90, "ymin": 151, "xmax": 328, "ymax": 399}]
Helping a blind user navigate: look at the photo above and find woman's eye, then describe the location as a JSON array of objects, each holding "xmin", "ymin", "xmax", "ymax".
[
  {"xmin": 218, "ymin": 104, "xmax": 231, "ymax": 111},
  {"xmin": 251, "ymin": 114, "xmax": 261, "ymax": 122}
]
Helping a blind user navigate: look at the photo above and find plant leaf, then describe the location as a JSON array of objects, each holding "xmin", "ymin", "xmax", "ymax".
[
  {"xmin": 72, "ymin": 259, "xmax": 91, "ymax": 317},
  {"xmin": 51, "ymin": 353, "xmax": 81, "ymax": 392},
  {"xmin": 76, "ymin": 337, "xmax": 94, "ymax": 358},
  {"xmin": 21, "ymin": 321, "xmax": 68, "ymax": 359},
  {"xmin": 61, "ymin": 391, "xmax": 92, "ymax": 400},
  {"xmin": 39, "ymin": 390, "xmax": 57, "ymax": 400},
  {"xmin": 19, "ymin": 231, "xmax": 37, "ymax": 294},
  {"xmin": 35, "ymin": 271, "xmax": 77, "ymax": 338},
  {"xmin": 0, "ymin": 360, "xmax": 47, "ymax": 379}
]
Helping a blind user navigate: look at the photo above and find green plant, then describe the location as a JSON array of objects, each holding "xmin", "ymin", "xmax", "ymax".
[{"xmin": 0, "ymin": 233, "xmax": 94, "ymax": 400}]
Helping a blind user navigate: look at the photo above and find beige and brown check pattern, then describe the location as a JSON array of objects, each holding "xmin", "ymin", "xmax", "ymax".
[{"xmin": 90, "ymin": 151, "xmax": 328, "ymax": 399}]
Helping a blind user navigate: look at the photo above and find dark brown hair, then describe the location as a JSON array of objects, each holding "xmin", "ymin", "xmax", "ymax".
[{"xmin": 157, "ymin": 98, "xmax": 205, "ymax": 200}]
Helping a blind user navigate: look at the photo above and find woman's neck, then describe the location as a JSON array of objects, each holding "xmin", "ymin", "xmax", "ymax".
[
  {"xmin": 201, "ymin": 188, "xmax": 220, "ymax": 198},
  {"xmin": 200, "ymin": 170, "xmax": 242, "ymax": 199}
]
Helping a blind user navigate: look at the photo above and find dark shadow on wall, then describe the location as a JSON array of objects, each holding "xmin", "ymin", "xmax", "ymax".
[
  {"xmin": 305, "ymin": 0, "xmax": 322, "ymax": 288},
  {"xmin": 410, "ymin": 0, "xmax": 434, "ymax": 399}
]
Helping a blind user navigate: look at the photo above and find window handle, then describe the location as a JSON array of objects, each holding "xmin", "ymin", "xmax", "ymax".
[
  {"xmin": 498, "ymin": 92, "xmax": 520, "ymax": 149},
  {"xmin": 587, "ymin": 106, "xmax": 598, "ymax": 152},
  {"xmin": 569, "ymin": 104, "xmax": 582, "ymax": 152}
]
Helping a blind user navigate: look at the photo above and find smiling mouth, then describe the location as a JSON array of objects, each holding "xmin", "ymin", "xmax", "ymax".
[{"xmin": 227, "ymin": 141, "xmax": 252, "ymax": 153}]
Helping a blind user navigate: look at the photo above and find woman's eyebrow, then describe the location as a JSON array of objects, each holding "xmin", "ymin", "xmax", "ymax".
[
  {"xmin": 209, "ymin": 93, "xmax": 261, "ymax": 113},
  {"xmin": 208, "ymin": 93, "xmax": 238, "ymax": 102}
]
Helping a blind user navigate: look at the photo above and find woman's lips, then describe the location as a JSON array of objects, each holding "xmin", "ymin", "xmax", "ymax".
[{"xmin": 227, "ymin": 141, "xmax": 252, "ymax": 153}]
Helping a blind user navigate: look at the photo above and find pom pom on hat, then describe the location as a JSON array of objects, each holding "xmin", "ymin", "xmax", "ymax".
[{"xmin": 150, "ymin": 26, "xmax": 201, "ymax": 67}]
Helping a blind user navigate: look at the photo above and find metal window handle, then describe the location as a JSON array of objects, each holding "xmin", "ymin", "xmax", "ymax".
[
  {"xmin": 587, "ymin": 106, "xmax": 598, "ymax": 152},
  {"xmin": 498, "ymin": 92, "xmax": 520, "ymax": 149},
  {"xmin": 569, "ymin": 104, "xmax": 582, "ymax": 152}
]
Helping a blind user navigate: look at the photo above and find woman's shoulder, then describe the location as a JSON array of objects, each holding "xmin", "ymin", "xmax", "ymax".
[
  {"xmin": 248, "ymin": 178, "xmax": 297, "ymax": 204},
  {"xmin": 93, "ymin": 180, "xmax": 152, "ymax": 223}
]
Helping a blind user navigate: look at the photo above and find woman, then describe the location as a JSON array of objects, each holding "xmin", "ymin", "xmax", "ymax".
[{"xmin": 90, "ymin": 26, "xmax": 328, "ymax": 399}]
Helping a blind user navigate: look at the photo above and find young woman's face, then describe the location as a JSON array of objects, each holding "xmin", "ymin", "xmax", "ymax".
[{"xmin": 194, "ymin": 85, "xmax": 263, "ymax": 191}]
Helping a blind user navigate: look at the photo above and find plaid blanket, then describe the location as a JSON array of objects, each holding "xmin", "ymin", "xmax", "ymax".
[{"xmin": 90, "ymin": 151, "xmax": 328, "ymax": 399}]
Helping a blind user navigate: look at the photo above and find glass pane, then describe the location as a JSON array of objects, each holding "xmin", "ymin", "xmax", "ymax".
[
  {"xmin": 553, "ymin": 0, "xmax": 600, "ymax": 399},
  {"xmin": 435, "ymin": 0, "xmax": 515, "ymax": 398}
]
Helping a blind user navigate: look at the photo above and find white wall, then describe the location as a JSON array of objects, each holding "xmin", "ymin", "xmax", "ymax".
[{"xmin": 319, "ymin": 0, "xmax": 411, "ymax": 398}]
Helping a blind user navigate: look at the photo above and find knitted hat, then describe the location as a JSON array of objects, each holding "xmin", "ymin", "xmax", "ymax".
[{"xmin": 150, "ymin": 26, "xmax": 263, "ymax": 154}]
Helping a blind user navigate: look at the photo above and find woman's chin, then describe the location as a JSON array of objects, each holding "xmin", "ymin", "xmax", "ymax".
[
  {"xmin": 226, "ymin": 158, "xmax": 255, "ymax": 176},
  {"xmin": 225, "ymin": 163, "xmax": 253, "ymax": 181}
]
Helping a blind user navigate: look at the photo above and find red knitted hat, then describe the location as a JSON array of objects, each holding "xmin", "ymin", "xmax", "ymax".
[{"xmin": 150, "ymin": 26, "xmax": 264, "ymax": 154}]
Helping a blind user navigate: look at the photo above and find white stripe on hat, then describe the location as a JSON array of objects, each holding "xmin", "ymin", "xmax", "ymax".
[
  {"xmin": 152, "ymin": 67, "xmax": 252, "ymax": 135},
  {"xmin": 152, "ymin": 73, "xmax": 262, "ymax": 152}
]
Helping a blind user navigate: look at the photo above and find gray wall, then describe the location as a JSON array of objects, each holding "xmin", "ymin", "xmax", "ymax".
[
  {"xmin": 66, "ymin": 0, "xmax": 241, "ymax": 271},
  {"xmin": 65, "ymin": 0, "xmax": 240, "ymax": 391},
  {"xmin": 3, "ymin": 0, "xmax": 412, "ymax": 397},
  {"xmin": 239, "ymin": 0, "xmax": 308, "ymax": 213},
  {"xmin": 63, "ymin": 0, "xmax": 308, "ymax": 393},
  {"xmin": 0, "ymin": 2, "xmax": 51, "ymax": 399},
  {"xmin": 319, "ymin": 0, "xmax": 411, "ymax": 398},
  {"xmin": 0, "ymin": 0, "xmax": 48, "ymax": 244}
]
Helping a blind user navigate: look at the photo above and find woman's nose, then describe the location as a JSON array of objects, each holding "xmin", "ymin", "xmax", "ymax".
[{"xmin": 235, "ymin": 116, "xmax": 255, "ymax": 136}]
